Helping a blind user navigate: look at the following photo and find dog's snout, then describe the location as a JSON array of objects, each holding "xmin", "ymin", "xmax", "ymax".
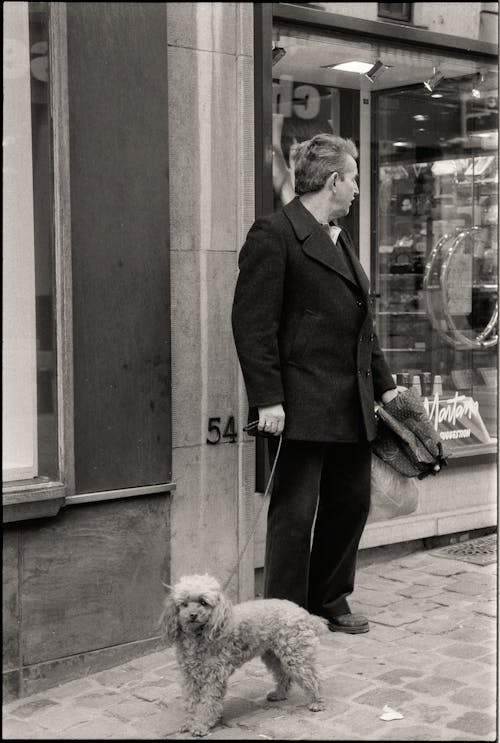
[{"xmin": 189, "ymin": 611, "xmax": 198, "ymax": 620}]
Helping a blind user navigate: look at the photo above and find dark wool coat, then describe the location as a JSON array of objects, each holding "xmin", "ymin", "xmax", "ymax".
[{"xmin": 232, "ymin": 196, "xmax": 396, "ymax": 442}]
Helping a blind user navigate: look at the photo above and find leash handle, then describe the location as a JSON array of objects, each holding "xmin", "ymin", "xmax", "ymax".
[{"xmin": 222, "ymin": 434, "xmax": 283, "ymax": 592}]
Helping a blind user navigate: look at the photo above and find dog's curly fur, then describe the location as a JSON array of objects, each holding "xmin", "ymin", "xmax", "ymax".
[{"xmin": 160, "ymin": 574, "xmax": 327, "ymax": 737}]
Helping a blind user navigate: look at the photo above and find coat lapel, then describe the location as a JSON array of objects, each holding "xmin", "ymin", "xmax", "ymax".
[
  {"xmin": 283, "ymin": 197, "xmax": 360, "ymax": 290},
  {"xmin": 338, "ymin": 230, "xmax": 370, "ymax": 297}
]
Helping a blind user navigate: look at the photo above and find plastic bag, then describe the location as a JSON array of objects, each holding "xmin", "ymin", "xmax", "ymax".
[{"xmin": 369, "ymin": 454, "xmax": 419, "ymax": 521}]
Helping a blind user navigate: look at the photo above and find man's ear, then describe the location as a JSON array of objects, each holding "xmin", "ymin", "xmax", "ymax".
[{"xmin": 327, "ymin": 172, "xmax": 338, "ymax": 189}]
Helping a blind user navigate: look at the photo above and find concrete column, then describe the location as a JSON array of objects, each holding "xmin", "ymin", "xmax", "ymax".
[{"xmin": 167, "ymin": 3, "xmax": 256, "ymax": 600}]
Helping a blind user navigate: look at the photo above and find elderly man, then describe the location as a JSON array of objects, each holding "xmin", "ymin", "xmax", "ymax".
[{"xmin": 232, "ymin": 134, "xmax": 398, "ymax": 634}]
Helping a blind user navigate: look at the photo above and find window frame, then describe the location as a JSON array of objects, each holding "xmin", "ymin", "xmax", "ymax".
[
  {"xmin": 3, "ymin": 2, "xmax": 74, "ymax": 523},
  {"xmin": 377, "ymin": 3, "xmax": 413, "ymax": 24}
]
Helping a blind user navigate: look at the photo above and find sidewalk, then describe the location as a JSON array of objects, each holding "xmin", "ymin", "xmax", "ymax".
[{"xmin": 3, "ymin": 539, "xmax": 497, "ymax": 740}]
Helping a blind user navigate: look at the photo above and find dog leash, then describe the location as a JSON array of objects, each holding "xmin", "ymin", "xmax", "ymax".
[{"xmin": 222, "ymin": 434, "xmax": 283, "ymax": 592}]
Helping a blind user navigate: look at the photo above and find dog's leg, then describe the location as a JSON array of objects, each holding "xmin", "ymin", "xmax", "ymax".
[
  {"xmin": 189, "ymin": 678, "xmax": 227, "ymax": 737},
  {"xmin": 284, "ymin": 658, "xmax": 325, "ymax": 712},
  {"xmin": 261, "ymin": 650, "xmax": 292, "ymax": 702},
  {"xmin": 178, "ymin": 673, "xmax": 202, "ymax": 732}
]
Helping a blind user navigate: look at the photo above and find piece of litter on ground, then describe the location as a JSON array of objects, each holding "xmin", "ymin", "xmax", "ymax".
[{"xmin": 380, "ymin": 704, "xmax": 404, "ymax": 721}]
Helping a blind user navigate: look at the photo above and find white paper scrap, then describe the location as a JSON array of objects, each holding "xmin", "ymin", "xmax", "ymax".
[{"xmin": 380, "ymin": 704, "xmax": 404, "ymax": 721}]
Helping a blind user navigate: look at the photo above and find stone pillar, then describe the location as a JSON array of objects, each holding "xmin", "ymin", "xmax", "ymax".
[{"xmin": 167, "ymin": 2, "xmax": 256, "ymax": 600}]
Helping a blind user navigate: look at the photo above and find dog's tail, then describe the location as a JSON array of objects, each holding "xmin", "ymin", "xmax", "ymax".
[{"xmin": 310, "ymin": 614, "xmax": 330, "ymax": 636}]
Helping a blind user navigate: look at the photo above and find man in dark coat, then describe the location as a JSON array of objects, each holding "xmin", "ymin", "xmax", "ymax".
[{"xmin": 232, "ymin": 134, "xmax": 399, "ymax": 634}]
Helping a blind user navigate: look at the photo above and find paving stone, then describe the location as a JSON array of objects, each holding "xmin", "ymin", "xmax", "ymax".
[
  {"xmin": 352, "ymin": 686, "xmax": 415, "ymax": 708},
  {"xmin": 437, "ymin": 642, "xmax": 491, "ymax": 660},
  {"xmin": 130, "ymin": 682, "xmax": 170, "ymax": 702},
  {"xmin": 470, "ymin": 670, "xmax": 497, "ymax": 689},
  {"xmin": 331, "ymin": 656, "xmax": 391, "ymax": 678},
  {"xmin": 1, "ymin": 717, "xmax": 49, "ymax": 740},
  {"xmin": 127, "ymin": 708, "xmax": 185, "ymax": 737},
  {"xmin": 350, "ymin": 587, "xmax": 396, "ymax": 607},
  {"xmin": 332, "ymin": 705, "xmax": 388, "ymax": 738},
  {"xmin": 256, "ymin": 713, "xmax": 326, "ymax": 740},
  {"xmin": 374, "ymin": 723, "xmax": 447, "ymax": 740},
  {"xmin": 404, "ymin": 674, "xmax": 463, "ymax": 695},
  {"xmin": 446, "ymin": 710, "xmax": 497, "ymax": 738},
  {"xmin": 395, "ymin": 632, "xmax": 447, "ymax": 652},
  {"xmin": 476, "ymin": 652, "xmax": 497, "ymax": 666},
  {"xmin": 370, "ymin": 609, "xmax": 422, "ymax": 627},
  {"xmin": 41, "ymin": 677, "xmax": 99, "ymax": 700},
  {"xmin": 425, "ymin": 561, "xmax": 468, "ymax": 576},
  {"xmin": 64, "ymin": 715, "xmax": 143, "ymax": 739},
  {"xmin": 9, "ymin": 698, "xmax": 58, "ymax": 719},
  {"xmin": 448, "ymin": 685, "xmax": 497, "ymax": 710},
  {"xmin": 103, "ymin": 694, "xmax": 162, "ymax": 722},
  {"xmin": 92, "ymin": 667, "xmax": 140, "ymax": 689},
  {"xmin": 444, "ymin": 626, "xmax": 496, "ymax": 644},
  {"xmin": 367, "ymin": 623, "xmax": 413, "ymax": 643},
  {"xmin": 433, "ymin": 658, "xmax": 491, "ymax": 680},
  {"xmin": 445, "ymin": 574, "xmax": 497, "ymax": 596},
  {"xmin": 72, "ymin": 689, "xmax": 122, "ymax": 710},
  {"xmin": 407, "ymin": 700, "xmax": 456, "ymax": 724},
  {"xmin": 374, "ymin": 667, "xmax": 425, "ymax": 685},
  {"xmin": 471, "ymin": 600, "xmax": 497, "ymax": 618},
  {"xmin": 396, "ymin": 584, "xmax": 447, "ymax": 599},
  {"xmin": 320, "ymin": 672, "xmax": 375, "ymax": 700},
  {"xmin": 34, "ymin": 703, "xmax": 98, "ymax": 731},
  {"xmin": 407, "ymin": 616, "xmax": 464, "ymax": 635}
]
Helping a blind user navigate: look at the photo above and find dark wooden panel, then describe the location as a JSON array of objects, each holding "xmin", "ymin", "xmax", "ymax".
[
  {"xmin": 21, "ymin": 495, "xmax": 170, "ymax": 665},
  {"xmin": 67, "ymin": 3, "xmax": 171, "ymax": 492}
]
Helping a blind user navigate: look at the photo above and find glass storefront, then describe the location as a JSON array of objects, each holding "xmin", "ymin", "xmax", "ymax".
[
  {"xmin": 271, "ymin": 24, "xmax": 498, "ymax": 458},
  {"xmin": 3, "ymin": 2, "xmax": 58, "ymax": 483}
]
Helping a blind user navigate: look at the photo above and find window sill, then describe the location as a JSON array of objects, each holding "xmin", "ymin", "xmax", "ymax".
[{"xmin": 3, "ymin": 479, "xmax": 66, "ymax": 523}]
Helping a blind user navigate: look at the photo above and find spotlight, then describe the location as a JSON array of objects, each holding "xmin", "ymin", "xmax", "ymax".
[
  {"xmin": 472, "ymin": 73, "xmax": 485, "ymax": 98},
  {"xmin": 272, "ymin": 46, "xmax": 286, "ymax": 65},
  {"xmin": 424, "ymin": 67, "xmax": 445, "ymax": 93},
  {"xmin": 272, "ymin": 30, "xmax": 286, "ymax": 66},
  {"xmin": 364, "ymin": 59, "xmax": 390, "ymax": 83}
]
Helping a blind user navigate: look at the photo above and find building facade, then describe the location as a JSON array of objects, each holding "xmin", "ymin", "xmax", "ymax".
[{"xmin": 3, "ymin": 1, "xmax": 498, "ymax": 699}]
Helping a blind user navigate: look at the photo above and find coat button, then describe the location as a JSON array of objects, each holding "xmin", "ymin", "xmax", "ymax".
[
  {"xmin": 357, "ymin": 300, "xmax": 363, "ymax": 307},
  {"xmin": 370, "ymin": 333, "xmax": 374, "ymax": 341},
  {"xmin": 359, "ymin": 335, "xmax": 363, "ymax": 342},
  {"xmin": 357, "ymin": 369, "xmax": 362, "ymax": 375},
  {"xmin": 366, "ymin": 369, "xmax": 371, "ymax": 376}
]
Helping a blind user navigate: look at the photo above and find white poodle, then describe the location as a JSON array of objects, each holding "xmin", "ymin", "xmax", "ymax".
[{"xmin": 161, "ymin": 574, "xmax": 327, "ymax": 737}]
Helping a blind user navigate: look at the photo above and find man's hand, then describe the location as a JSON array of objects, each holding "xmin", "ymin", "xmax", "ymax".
[
  {"xmin": 258, "ymin": 403, "xmax": 285, "ymax": 436},
  {"xmin": 381, "ymin": 385, "xmax": 406, "ymax": 405}
]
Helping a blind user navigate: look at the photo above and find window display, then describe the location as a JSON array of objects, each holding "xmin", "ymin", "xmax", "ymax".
[
  {"xmin": 374, "ymin": 78, "xmax": 498, "ymax": 455},
  {"xmin": 270, "ymin": 25, "xmax": 498, "ymax": 459}
]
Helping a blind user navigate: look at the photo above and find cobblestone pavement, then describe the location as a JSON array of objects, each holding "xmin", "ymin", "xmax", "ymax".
[{"xmin": 3, "ymin": 545, "xmax": 498, "ymax": 740}]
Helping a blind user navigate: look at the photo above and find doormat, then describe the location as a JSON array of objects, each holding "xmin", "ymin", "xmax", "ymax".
[{"xmin": 432, "ymin": 534, "xmax": 497, "ymax": 566}]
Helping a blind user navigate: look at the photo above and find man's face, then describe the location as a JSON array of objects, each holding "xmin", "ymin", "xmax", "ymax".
[{"xmin": 329, "ymin": 155, "xmax": 359, "ymax": 218}]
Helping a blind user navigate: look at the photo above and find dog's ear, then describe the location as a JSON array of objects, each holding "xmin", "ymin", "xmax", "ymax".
[
  {"xmin": 205, "ymin": 593, "xmax": 232, "ymax": 641},
  {"xmin": 159, "ymin": 595, "xmax": 178, "ymax": 644}
]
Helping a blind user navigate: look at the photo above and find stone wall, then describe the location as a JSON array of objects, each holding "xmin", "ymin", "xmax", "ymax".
[{"xmin": 167, "ymin": 3, "xmax": 256, "ymax": 600}]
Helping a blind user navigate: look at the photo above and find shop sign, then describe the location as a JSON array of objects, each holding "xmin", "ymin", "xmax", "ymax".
[
  {"xmin": 423, "ymin": 392, "xmax": 491, "ymax": 444},
  {"xmin": 273, "ymin": 75, "xmax": 325, "ymax": 120}
]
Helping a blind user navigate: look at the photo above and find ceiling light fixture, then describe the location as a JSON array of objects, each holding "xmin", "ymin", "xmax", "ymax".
[
  {"xmin": 424, "ymin": 67, "xmax": 445, "ymax": 93},
  {"xmin": 327, "ymin": 61, "xmax": 373, "ymax": 74},
  {"xmin": 364, "ymin": 59, "xmax": 391, "ymax": 83}
]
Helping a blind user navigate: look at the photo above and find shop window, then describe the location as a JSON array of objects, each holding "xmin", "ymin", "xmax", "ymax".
[
  {"xmin": 265, "ymin": 23, "xmax": 497, "ymax": 476},
  {"xmin": 3, "ymin": 2, "xmax": 58, "ymax": 482},
  {"xmin": 378, "ymin": 4, "xmax": 413, "ymax": 23}
]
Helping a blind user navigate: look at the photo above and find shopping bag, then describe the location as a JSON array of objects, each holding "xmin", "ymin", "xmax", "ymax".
[{"xmin": 369, "ymin": 454, "xmax": 419, "ymax": 521}]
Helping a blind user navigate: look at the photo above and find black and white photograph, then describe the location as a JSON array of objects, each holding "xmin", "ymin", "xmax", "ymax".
[{"xmin": 3, "ymin": 2, "xmax": 498, "ymax": 740}]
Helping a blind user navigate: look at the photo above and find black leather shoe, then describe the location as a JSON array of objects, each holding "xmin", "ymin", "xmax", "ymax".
[{"xmin": 328, "ymin": 613, "xmax": 369, "ymax": 634}]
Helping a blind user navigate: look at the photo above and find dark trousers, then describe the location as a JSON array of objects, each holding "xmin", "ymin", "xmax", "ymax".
[{"xmin": 263, "ymin": 438, "xmax": 372, "ymax": 618}]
